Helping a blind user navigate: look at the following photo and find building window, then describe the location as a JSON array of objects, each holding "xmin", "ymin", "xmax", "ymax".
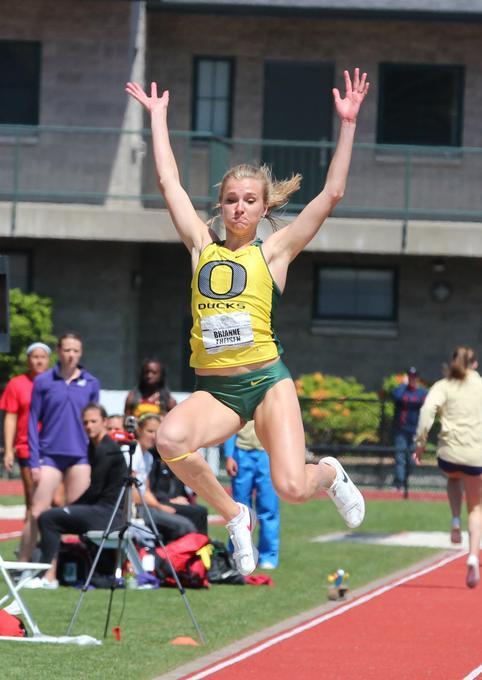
[
  {"xmin": 0, "ymin": 40, "xmax": 41, "ymax": 125},
  {"xmin": 193, "ymin": 57, "xmax": 234, "ymax": 136},
  {"xmin": 315, "ymin": 267, "xmax": 396, "ymax": 321},
  {"xmin": 377, "ymin": 63, "xmax": 464, "ymax": 146}
]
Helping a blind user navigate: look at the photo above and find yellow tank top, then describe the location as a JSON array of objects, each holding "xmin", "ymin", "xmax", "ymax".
[{"xmin": 190, "ymin": 240, "xmax": 283, "ymax": 368}]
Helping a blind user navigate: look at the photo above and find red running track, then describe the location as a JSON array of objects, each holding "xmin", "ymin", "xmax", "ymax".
[{"xmin": 183, "ymin": 553, "xmax": 482, "ymax": 680}]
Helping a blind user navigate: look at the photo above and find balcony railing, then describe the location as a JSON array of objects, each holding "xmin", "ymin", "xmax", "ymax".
[{"xmin": 1, "ymin": 124, "xmax": 482, "ymax": 228}]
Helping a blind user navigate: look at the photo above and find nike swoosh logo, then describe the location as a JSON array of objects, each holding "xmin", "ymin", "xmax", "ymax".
[
  {"xmin": 342, "ymin": 472, "xmax": 348, "ymax": 483},
  {"xmin": 250, "ymin": 376, "xmax": 268, "ymax": 386}
]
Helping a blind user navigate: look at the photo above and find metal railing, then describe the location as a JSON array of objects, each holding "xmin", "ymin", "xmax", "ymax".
[
  {"xmin": 1, "ymin": 124, "xmax": 482, "ymax": 229},
  {"xmin": 300, "ymin": 396, "xmax": 440, "ymax": 496}
]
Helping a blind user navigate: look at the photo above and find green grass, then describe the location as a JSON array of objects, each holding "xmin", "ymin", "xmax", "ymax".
[
  {"xmin": 0, "ymin": 496, "xmax": 454, "ymax": 680},
  {"xmin": 0, "ymin": 496, "xmax": 24, "ymax": 506}
]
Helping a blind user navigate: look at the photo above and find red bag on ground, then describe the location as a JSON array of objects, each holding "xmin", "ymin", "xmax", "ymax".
[
  {"xmin": 0, "ymin": 609, "xmax": 26, "ymax": 637},
  {"xmin": 153, "ymin": 533, "xmax": 210, "ymax": 589}
]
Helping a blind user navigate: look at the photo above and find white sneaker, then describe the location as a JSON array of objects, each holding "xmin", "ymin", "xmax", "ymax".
[
  {"xmin": 259, "ymin": 561, "xmax": 277, "ymax": 570},
  {"xmin": 466, "ymin": 554, "xmax": 480, "ymax": 589},
  {"xmin": 321, "ymin": 456, "xmax": 365, "ymax": 529},
  {"xmin": 23, "ymin": 576, "xmax": 59, "ymax": 590},
  {"xmin": 226, "ymin": 503, "xmax": 258, "ymax": 576}
]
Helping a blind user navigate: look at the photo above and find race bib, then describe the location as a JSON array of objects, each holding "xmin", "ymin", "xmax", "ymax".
[{"xmin": 200, "ymin": 312, "xmax": 254, "ymax": 354}]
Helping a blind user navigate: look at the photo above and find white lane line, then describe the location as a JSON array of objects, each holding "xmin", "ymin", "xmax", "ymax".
[
  {"xmin": 183, "ymin": 551, "xmax": 464, "ymax": 680},
  {"xmin": 463, "ymin": 665, "xmax": 482, "ymax": 680},
  {"xmin": 0, "ymin": 531, "xmax": 22, "ymax": 541}
]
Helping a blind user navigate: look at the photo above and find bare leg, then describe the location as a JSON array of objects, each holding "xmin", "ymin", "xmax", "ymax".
[
  {"xmin": 447, "ymin": 475, "xmax": 463, "ymax": 543},
  {"xmin": 447, "ymin": 476, "xmax": 463, "ymax": 518},
  {"xmin": 254, "ymin": 379, "xmax": 335, "ymax": 502},
  {"xmin": 18, "ymin": 466, "xmax": 62, "ymax": 561},
  {"xmin": 156, "ymin": 392, "xmax": 245, "ymax": 521},
  {"xmin": 463, "ymin": 474, "xmax": 482, "ymax": 562},
  {"xmin": 17, "ymin": 466, "xmax": 34, "ymax": 559},
  {"xmin": 63, "ymin": 464, "xmax": 91, "ymax": 503}
]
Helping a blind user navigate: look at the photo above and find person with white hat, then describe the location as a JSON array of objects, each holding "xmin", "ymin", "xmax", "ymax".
[{"xmin": 0, "ymin": 342, "xmax": 51, "ymax": 557}]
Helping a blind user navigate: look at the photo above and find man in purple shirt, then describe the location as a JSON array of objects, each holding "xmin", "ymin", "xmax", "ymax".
[
  {"xmin": 19, "ymin": 332, "xmax": 100, "ymax": 561},
  {"xmin": 391, "ymin": 366, "xmax": 428, "ymax": 492}
]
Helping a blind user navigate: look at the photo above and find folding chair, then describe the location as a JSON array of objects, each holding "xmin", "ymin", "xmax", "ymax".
[
  {"xmin": 0, "ymin": 553, "xmax": 101, "ymax": 645},
  {"xmin": 83, "ymin": 527, "xmax": 146, "ymax": 576},
  {"xmin": 0, "ymin": 554, "xmax": 51, "ymax": 638}
]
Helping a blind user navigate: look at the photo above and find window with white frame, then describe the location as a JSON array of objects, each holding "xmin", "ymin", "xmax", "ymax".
[
  {"xmin": 315, "ymin": 267, "xmax": 397, "ymax": 321},
  {"xmin": 192, "ymin": 57, "xmax": 234, "ymax": 137}
]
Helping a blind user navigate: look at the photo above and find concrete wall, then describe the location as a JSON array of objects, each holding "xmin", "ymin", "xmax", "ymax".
[
  {"xmin": 0, "ymin": 237, "xmax": 142, "ymax": 390},
  {"xmin": 2, "ymin": 235, "xmax": 481, "ymax": 391},
  {"xmin": 280, "ymin": 251, "xmax": 482, "ymax": 388},
  {"xmin": 0, "ymin": 0, "xmax": 143, "ymax": 206}
]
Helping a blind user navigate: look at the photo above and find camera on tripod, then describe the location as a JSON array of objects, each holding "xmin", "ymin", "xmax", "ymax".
[{"xmin": 108, "ymin": 415, "xmax": 137, "ymax": 446}]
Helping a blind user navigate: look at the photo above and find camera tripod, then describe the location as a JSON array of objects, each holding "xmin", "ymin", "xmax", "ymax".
[{"xmin": 66, "ymin": 437, "xmax": 206, "ymax": 644}]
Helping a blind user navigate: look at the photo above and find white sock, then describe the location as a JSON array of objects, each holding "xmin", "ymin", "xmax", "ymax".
[{"xmin": 228, "ymin": 504, "xmax": 244, "ymax": 525}]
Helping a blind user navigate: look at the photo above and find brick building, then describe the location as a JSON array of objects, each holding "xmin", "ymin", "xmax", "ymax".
[{"xmin": 1, "ymin": 0, "xmax": 482, "ymax": 390}]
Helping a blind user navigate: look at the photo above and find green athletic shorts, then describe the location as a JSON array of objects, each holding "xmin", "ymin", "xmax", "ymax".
[{"xmin": 195, "ymin": 360, "xmax": 292, "ymax": 421}]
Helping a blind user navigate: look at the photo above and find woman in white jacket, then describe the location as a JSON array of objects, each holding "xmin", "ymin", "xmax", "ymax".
[{"xmin": 414, "ymin": 346, "xmax": 482, "ymax": 588}]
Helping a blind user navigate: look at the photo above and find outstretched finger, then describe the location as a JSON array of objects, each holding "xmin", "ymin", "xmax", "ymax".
[
  {"xmin": 358, "ymin": 71, "xmax": 367, "ymax": 92},
  {"xmin": 151, "ymin": 82, "xmax": 158, "ymax": 99},
  {"xmin": 343, "ymin": 69, "xmax": 352, "ymax": 95},
  {"xmin": 332, "ymin": 87, "xmax": 341, "ymax": 105},
  {"xmin": 352, "ymin": 67, "xmax": 360, "ymax": 92}
]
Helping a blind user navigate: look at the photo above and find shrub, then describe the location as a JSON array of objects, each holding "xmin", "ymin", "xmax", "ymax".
[
  {"xmin": 296, "ymin": 372, "xmax": 382, "ymax": 447},
  {"xmin": 0, "ymin": 288, "xmax": 56, "ymax": 387}
]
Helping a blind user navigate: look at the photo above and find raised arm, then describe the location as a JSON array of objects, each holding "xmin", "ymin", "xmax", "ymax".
[
  {"xmin": 125, "ymin": 82, "xmax": 212, "ymax": 255},
  {"xmin": 264, "ymin": 68, "xmax": 369, "ymax": 268}
]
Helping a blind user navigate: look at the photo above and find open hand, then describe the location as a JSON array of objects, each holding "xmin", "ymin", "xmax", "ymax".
[
  {"xmin": 413, "ymin": 446, "xmax": 425, "ymax": 466},
  {"xmin": 332, "ymin": 68, "xmax": 369, "ymax": 124},
  {"xmin": 3, "ymin": 451, "xmax": 14, "ymax": 473},
  {"xmin": 125, "ymin": 81, "xmax": 169, "ymax": 115},
  {"xmin": 225, "ymin": 457, "xmax": 238, "ymax": 477}
]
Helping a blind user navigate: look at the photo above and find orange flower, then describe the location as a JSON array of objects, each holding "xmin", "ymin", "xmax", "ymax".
[{"xmin": 342, "ymin": 408, "xmax": 351, "ymax": 417}]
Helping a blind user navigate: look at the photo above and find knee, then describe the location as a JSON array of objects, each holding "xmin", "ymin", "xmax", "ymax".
[
  {"xmin": 272, "ymin": 477, "xmax": 305, "ymax": 504},
  {"xmin": 155, "ymin": 422, "xmax": 188, "ymax": 458}
]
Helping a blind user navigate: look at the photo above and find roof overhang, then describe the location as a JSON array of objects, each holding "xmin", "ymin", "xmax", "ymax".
[{"xmin": 147, "ymin": 0, "xmax": 482, "ymax": 22}]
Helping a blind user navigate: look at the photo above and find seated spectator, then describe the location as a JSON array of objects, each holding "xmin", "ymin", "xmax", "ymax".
[
  {"xmin": 131, "ymin": 414, "xmax": 198, "ymax": 542},
  {"xmin": 25, "ymin": 404, "xmax": 127, "ymax": 589},
  {"xmin": 106, "ymin": 414, "xmax": 125, "ymax": 434},
  {"xmin": 124, "ymin": 358, "xmax": 177, "ymax": 420}
]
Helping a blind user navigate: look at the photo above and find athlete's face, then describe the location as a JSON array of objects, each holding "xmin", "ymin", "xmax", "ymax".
[
  {"xmin": 221, "ymin": 178, "xmax": 266, "ymax": 236},
  {"xmin": 27, "ymin": 349, "xmax": 50, "ymax": 376}
]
